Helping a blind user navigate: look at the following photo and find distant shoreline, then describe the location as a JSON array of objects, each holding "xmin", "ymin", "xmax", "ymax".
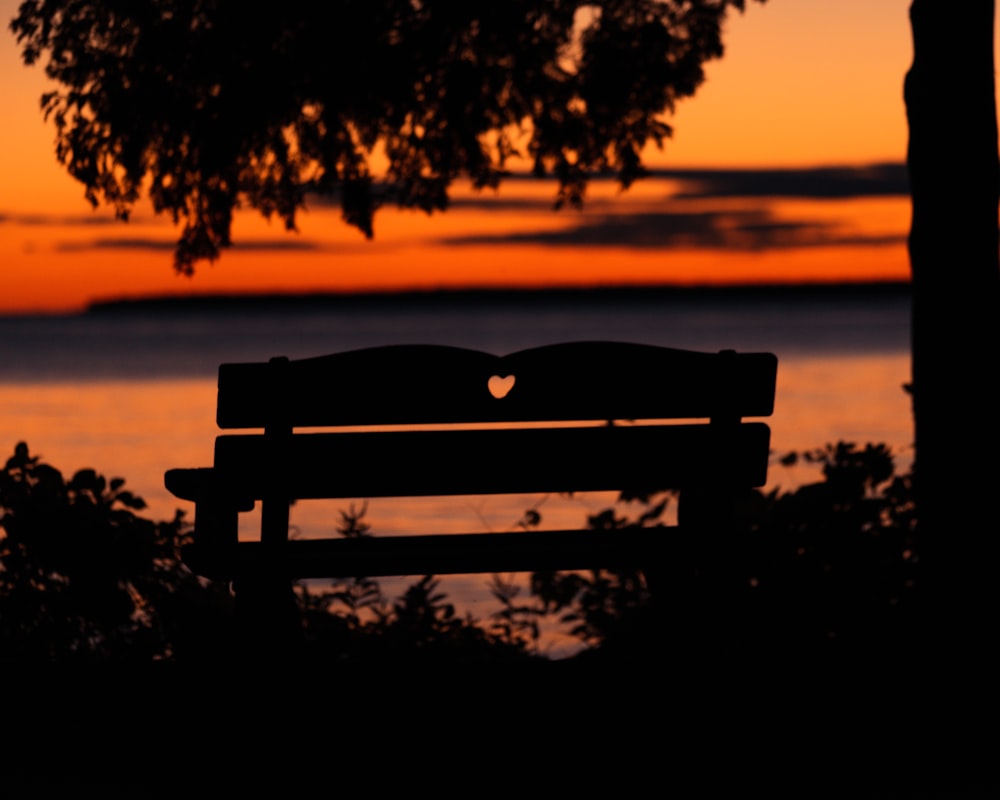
[{"xmin": 83, "ymin": 280, "xmax": 912, "ymax": 316}]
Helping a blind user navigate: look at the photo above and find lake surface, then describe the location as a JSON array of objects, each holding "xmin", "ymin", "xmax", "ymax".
[
  {"xmin": 0, "ymin": 284, "xmax": 913, "ymax": 650},
  {"xmin": 0, "ymin": 283, "xmax": 913, "ymax": 513}
]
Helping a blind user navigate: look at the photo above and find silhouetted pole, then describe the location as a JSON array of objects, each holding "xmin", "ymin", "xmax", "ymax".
[{"xmin": 904, "ymin": 0, "xmax": 1000, "ymax": 677}]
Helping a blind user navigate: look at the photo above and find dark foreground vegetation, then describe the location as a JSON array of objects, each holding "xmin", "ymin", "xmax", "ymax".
[
  {"xmin": 1, "ymin": 441, "xmax": 995, "ymax": 796},
  {"xmin": 0, "ymin": 440, "xmax": 918, "ymax": 665}
]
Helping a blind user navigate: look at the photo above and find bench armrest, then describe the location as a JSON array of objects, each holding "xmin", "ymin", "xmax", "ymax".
[
  {"xmin": 165, "ymin": 467, "xmax": 252, "ymax": 580},
  {"xmin": 165, "ymin": 467, "xmax": 255, "ymax": 511}
]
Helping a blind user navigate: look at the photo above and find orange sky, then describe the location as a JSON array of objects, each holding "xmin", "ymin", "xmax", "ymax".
[{"xmin": 0, "ymin": 0, "xmax": 924, "ymax": 313}]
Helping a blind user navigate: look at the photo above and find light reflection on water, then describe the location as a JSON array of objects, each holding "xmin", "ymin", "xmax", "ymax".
[
  {"xmin": 0, "ymin": 291, "xmax": 912, "ymax": 651},
  {"xmin": 0, "ymin": 353, "xmax": 912, "ymax": 525}
]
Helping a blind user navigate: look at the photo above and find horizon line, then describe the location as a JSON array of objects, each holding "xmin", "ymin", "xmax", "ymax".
[{"xmin": 71, "ymin": 278, "xmax": 913, "ymax": 316}]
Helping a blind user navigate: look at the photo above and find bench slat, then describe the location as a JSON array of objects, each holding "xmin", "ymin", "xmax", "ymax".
[
  {"xmin": 234, "ymin": 528, "xmax": 669, "ymax": 579},
  {"xmin": 216, "ymin": 343, "xmax": 777, "ymax": 428},
  {"xmin": 211, "ymin": 422, "xmax": 772, "ymax": 500}
]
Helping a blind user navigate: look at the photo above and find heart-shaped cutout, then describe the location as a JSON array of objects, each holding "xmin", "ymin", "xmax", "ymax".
[{"xmin": 488, "ymin": 374, "xmax": 515, "ymax": 399}]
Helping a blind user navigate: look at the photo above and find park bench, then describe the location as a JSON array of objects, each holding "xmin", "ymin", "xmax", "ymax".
[{"xmin": 164, "ymin": 341, "xmax": 777, "ymax": 647}]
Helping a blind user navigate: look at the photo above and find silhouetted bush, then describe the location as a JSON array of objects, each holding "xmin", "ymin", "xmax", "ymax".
[
  {"xmin": 0, "ymin": 442, "xmax": 234, "ymax": 661},
  {"xmin": 1, "ymin": 440, "xmax": 919, "ymax": 663},
  {"xmin": 295, "ymin": 505, "xmax": 541, "ymax": 662},
  {"xmin": 499, "ymin": 441, "xmax": 919, "ymax": 662},
  {"xmin": 745, "ymin": 442, "xmax": 918, "ymax": 657}
]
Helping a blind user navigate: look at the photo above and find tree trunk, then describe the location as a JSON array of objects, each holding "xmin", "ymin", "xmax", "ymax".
[{"xmin": 905, "ymin": 0, "xmax": 1000, "ymax": 674}]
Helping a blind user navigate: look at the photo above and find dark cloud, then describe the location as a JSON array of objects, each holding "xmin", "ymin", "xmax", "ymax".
[
  {"xmin": 443, "ymin": 162, "xmax": 910, "ymax": 206},
  {"xmin": 54, "ymin": 238, "xmax": 175, "ymax": 252},
  {"xmin": 441, "ymin": 209, "xmax": 906, "ymax": 251},
  {"xmin": 54, "ymin": 238, "xmax": 324, "ymax": 253},
  {"xmin": 10, "ymin": 163, "xmax": 909, "ymax": 256},
  {"xmin": 0, "ymin": 212, "xmax": 125, "ymax": 226},
  {"xmin": 304, "ymin": 190, "xmax": 545, "ymax": 212},
  {"xmin": 434, "ymin": 195, "xmax": 551, "ymax": 211},
  {"xmin": 336, "ymin": 162, "xmax": 909, "ymax": 211},
  {"xmin": 659, "ymin": 163, "xmax": 908, "ymax": 199}
]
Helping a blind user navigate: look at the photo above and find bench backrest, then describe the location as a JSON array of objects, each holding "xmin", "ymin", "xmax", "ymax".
[{"xmin": 208, "ymin": 343, "xmax": 776, "ymax": 506}]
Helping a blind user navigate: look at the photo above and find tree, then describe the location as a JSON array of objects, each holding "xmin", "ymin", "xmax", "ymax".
[
  {"xmin": 9, "ymin": 0, "xmax": 762, "ymax": 273},
  {"xmin": 904, "ymin": 0, "xmax": 1000, "ymax": 669}
]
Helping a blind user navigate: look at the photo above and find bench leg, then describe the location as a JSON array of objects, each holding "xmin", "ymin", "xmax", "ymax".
[
  {"xmin": 234, "ymin": 493, "xmax": 304, "ymax": 658},
  {"xmin": 233, "ymin": 572, "xmax": 303, "ymax": 658}
]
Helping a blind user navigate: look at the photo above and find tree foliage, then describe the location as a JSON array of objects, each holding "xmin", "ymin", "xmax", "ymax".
[{"xmin": 10, "ymin": 0, "xmax": 761, "ymax": 273}]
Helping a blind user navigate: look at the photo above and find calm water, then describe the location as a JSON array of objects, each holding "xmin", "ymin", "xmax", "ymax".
[
  {"xmin": 0, "ymin": 285, "xmax": 913, "ymax": 509},
  {"xmin": 0, "ymin": 286, "xmax": 912, "ymax": 645},
  {"xmin": 0, "ymin": 285, "xmax": 910, "ymax": 381}
]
